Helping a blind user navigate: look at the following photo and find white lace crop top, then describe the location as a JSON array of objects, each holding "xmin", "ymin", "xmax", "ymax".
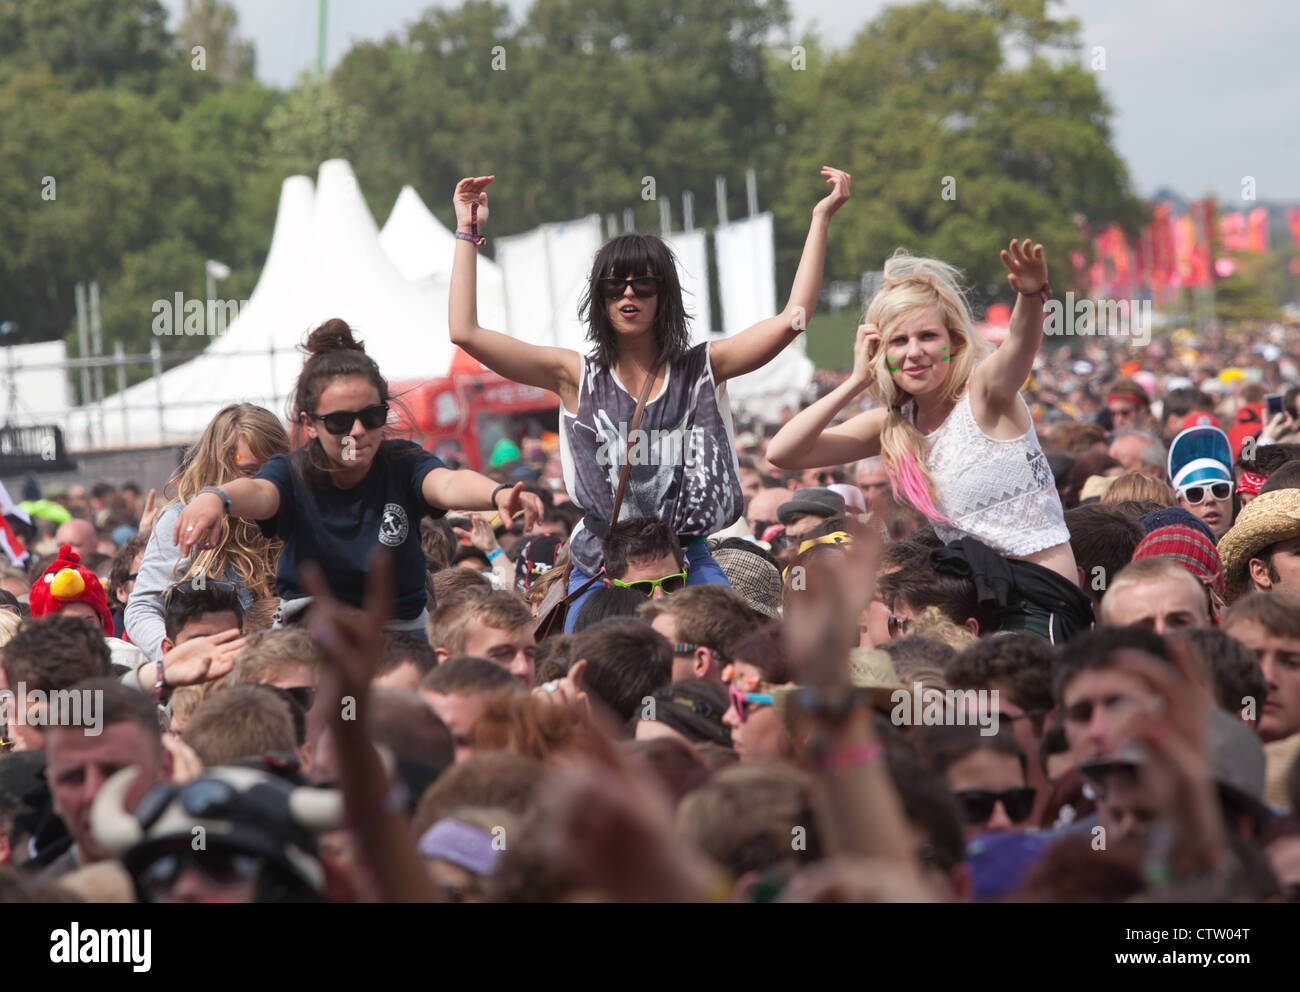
[{"xmin": 902, "ymin": 391, "xmax": 1070, "ymax": 557}]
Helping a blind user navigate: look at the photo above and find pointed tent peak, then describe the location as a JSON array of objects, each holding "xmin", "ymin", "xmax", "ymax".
[
  {"xmin": 383, "ymin": 185, "xmax": 431, "ymax": 230},
  {"xmin": 252, "ymin": 174, "xmax": 317, "ymax": 306},
  {"xmin": 449, "ymin": 346, "xmax": 485, "ymax": 375}
]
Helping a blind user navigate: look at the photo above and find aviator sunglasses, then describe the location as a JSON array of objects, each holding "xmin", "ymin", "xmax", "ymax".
[{"xmin": 307, "ymin": 403, "xmax": 390, "ymax": 436}]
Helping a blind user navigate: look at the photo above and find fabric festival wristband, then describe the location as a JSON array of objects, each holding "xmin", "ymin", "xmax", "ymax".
[
  {"xmin": 198, "ymin": 486, "xmax": 232, "ymax": 514},
  {"xmin": 486, "ymin": 547, "xmax": 504, "ymax": 561},
  {"xmin": 812, "ymin": 739, "xmax": 883, "ymax": 774}
]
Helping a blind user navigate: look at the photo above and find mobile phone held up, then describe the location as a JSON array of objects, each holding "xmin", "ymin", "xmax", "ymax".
[{"xmin": 1266, "ymin": 393, "xmax": 1285, "ymax": 420}]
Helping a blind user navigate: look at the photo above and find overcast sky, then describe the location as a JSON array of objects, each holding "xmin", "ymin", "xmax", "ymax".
[{"xmin": 161, "ymin": 0, "xmax": 1300, "ymax": 204}]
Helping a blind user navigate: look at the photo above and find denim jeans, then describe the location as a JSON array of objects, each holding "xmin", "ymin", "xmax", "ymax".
[{"xmin": 563, "ymin": 539, "xmax": 732, "ymax": 634}]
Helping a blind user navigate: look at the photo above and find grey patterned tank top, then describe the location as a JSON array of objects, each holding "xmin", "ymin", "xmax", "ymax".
[{"xmin": 559, "ymin": 342, "xmax": 744, "ymax": 575}]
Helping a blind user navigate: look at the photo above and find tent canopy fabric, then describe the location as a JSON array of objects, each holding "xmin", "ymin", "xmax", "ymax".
[{"xmin": 64, "ymin": 165, "xmax": 804, "ymax": 448}]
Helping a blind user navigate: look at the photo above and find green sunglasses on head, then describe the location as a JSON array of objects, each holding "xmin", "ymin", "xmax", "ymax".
[{"xmin": 611, "ymin": 570, "xmax": 688, "ymax": 596}]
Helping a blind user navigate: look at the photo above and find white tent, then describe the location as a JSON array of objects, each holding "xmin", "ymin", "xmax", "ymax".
[
  {"xmin": 495, "ymin": 215, "xmax": 603, "ymax": 352},
  {"xmin": 713, "ymin": 212, "xmax": 812, "ymax": 412},
  {"xmin": 664, "ymin": 229, "xmax": 712, "ymax": 344},
  {"xmin": 378, "ymin": 185, "xmax": 508, "ymax": 333},
  {"xmin": 66, "ymin": 160, "xmax": 454, "ymax": 448}
]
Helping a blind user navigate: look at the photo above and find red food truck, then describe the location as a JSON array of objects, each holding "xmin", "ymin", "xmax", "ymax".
[{"xmin": 390, "ymin": 348, "xmax": 560, "ymax": 471}]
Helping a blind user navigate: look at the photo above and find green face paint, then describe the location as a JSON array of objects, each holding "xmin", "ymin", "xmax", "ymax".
[{"xmin": 939, "ymin": 346, "xmax": 951, "ymax": 363}]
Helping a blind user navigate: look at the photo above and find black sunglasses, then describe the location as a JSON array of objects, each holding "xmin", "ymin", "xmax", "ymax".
[
  {"xmin": 598, "ymin": 276, "xmax": 661, "ymax": 300},
  {"xmin": 955, "ymin": 787, "xmax": 1036, "ymax": 825},
  {"xmin": 309, "ymin": 403, "xmax": 389, "ymax": 436}
]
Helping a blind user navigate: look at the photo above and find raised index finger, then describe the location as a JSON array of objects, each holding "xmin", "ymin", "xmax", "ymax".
[{"xmin": 362, "ymin": 549, "xmax": 396, "ymax": 627}]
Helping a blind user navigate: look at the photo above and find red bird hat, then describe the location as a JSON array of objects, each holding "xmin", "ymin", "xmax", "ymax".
[{"xmin": 29, "ymin": 543, "xmax": 113, "ymax": 635}]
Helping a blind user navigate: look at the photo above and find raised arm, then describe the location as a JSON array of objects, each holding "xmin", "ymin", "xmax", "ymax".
[
  {"xmin": 709, "ymin": 167, "xmax": 850, "ymax": 383},
  {"xmin": 449, "ymin": 176, "xmax": 581, "ymax": 404},
  {"xmin": 973, "ymin": 239, "xmax": 1048, "ymax": 411},
  {"xmin": 767, "ymin": 323, "xmax": 886, "ymax": 469},
  {"xmin": 421, "ymin": 469, "xmax": 543, "ymax": 532}
]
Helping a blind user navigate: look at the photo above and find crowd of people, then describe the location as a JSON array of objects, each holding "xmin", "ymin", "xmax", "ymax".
[{"xmin": 1, "ymin": 173, "xmax": 1299, "ymax": 904}]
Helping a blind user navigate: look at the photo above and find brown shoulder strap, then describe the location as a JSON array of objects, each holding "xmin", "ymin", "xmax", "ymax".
[{"xmin": 608, "ymin": 359, "xmax": 663, "ymax": 528}]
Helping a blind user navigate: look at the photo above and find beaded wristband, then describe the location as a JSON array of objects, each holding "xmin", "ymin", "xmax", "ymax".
[{"xmin": 455, "ymin": 200, "xmax": 487, "ymax": 246}]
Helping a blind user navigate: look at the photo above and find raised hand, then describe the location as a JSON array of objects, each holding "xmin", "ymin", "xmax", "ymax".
[
  {"xmin": 300, "ymin": 553, "xmax": 394, "ymax": 728},
  {"xmin": 453, "ymin": 176, "xmax": 494, "ymax": 234},
  {"xmin": 452, "ymin": 512, "xmax": 500, "ymax": 554},
  {"xmin": 850, "ymin": 322, "xmax": 882, "ymax": 387},
  {"xmin": 999, "ymin": 238, "xmax": 1048, "ymax": 296},
  {"xmin": 137, "ymin": 488, "xmax": 159, "ymax": 537},
  {"xmin": 495, "ymin": 482, "xmax": 544, "ymax": 532},
  {"xmin": 812, "ymin": 166, "xmax": 852, "ymax": 221},
  {"xmin": 172, "ymin": 492, "xmax": 226, "ymax": 557},
  {"xmin": 161, "ymin": 628, "xmax": 246, "ymax": 687}
]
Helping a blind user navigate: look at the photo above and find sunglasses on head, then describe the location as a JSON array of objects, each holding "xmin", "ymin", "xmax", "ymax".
[
  {"xmin": 955, "ymin": 787, "xmax": 1036, "ymax": 825},
  {"xmin": 598, "ymin": 276, "xmax": 662, "ymax": 300},
  {"xmin": 308, "ymin": 403, "xmax": 389, "ymax": 436},
  {"xmin": 611, "ymin": 570, "xmax": 687, "ymax": 596},
  {"xmin": 1179, "ymin": 481, "xmax": 1232, "ymax": 505},
  {"xmin": 138, "ymin": 845, "xmax": 264, "ymax": 895}
]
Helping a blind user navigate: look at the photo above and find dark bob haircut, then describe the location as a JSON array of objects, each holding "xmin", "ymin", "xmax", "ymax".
[{"xmin": 578, "ymin": 234, "xmax": 691, "ymax": 370}]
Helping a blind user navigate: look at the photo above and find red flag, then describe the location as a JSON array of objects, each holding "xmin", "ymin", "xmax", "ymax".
[
  {"xmin": 1287, "ymin": 207, "xmax": 1300, "ymax": 251},
  {"xmin": 1219, "ymin": 212, "xmax": 1248, "ymax": 252},
  {"xmin": 1247, "ymin": 207, "xmax": 1268, "ymax": 253}
]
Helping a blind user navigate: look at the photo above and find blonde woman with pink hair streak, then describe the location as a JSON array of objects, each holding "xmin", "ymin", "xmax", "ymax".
[{"xmin": 770, "ymin": 242, "xmax": 1088, "ymax": 639}]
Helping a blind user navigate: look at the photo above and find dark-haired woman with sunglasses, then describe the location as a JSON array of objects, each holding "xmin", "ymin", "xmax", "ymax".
[
  {"xmin": 173, "ymin": 321, "xmax": 543, "ymax": 635},
  {"xmin": 449, "ymin": 169, "xmax": 851, "ymax": 630}
]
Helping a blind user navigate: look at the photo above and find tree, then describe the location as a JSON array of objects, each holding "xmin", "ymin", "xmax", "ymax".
[
  {"xmin": 178, "ymin": 0, "xmax": 256, "ymax": 84},
  {"xmin": 768, "ymin": 0, "xmax": 1145, "ymax": 313}
]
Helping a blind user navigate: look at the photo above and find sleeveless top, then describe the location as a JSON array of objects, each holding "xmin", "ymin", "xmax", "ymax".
[
  {"xmin": 903, "ymin": 391, "xmax": 1069, "ymax": 557},
  {"xmin": 560, "ymin": 342, "xmax": 744, "ymax": 575}
]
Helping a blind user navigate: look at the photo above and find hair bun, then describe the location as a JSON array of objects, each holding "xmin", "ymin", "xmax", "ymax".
[{"xmin": 303, "ymin": 319, "xmax": 365, "ymax": 358}]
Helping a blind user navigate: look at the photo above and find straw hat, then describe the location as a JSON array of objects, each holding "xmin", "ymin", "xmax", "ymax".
[{"xmin": 1216, "ymin": 488, "xmax": 1300, "ymax": 602}]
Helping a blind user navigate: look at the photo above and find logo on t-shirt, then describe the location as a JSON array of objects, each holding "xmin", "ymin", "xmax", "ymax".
[{"xmin": 379, "ymin": 503, "xmax": 409, "ymax": 547}]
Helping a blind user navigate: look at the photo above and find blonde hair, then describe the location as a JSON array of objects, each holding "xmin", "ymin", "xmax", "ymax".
[
  {"xmin": 906, "ymin": 606, "xmax": 978, "ymax": 650},
  {"xmin": 0, "ymin": 609, "xmax": 22, "ymax": 647},
  {"xmin": 863, "ymin": 253, "xmax": 994, "ymax": 519},
  {"xmin": 167, "ymin": 404, "xmax": 289, "ymax": 599},
  {"xmin": 1100, "ymin": 472, "xmax": 1176, "ymax": 507}
]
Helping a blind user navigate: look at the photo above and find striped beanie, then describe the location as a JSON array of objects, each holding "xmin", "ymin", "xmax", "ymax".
[{"xmin": 1131, "ymin": 525, "xmax": 1225, "ymax": 599}]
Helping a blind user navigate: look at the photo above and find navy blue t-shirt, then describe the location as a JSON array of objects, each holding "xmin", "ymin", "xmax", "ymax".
[{"xmin": 255, "ymin": 441, "xmax": 446, "ymax": 620}]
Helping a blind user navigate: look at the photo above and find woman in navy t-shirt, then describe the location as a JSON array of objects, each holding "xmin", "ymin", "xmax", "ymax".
[{"xmin": 173, "ymin": 320, "xmax": 543, "ymax": 629}]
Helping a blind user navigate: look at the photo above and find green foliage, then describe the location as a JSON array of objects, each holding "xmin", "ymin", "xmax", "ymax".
[
  {"xmin": 768, "ymin": 0, "xmax": 1146, "ymax": 316},
  {"xmin": 0, "ymin": 0, "xmax": 1179, "ymax": 387}
]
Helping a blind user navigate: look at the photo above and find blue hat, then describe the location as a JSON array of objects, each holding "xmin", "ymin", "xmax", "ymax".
[
  {"xmin": 112, "ymin": 524, "xmax": 138, "ymax": 547},
  {"xmin": 1167, "ymin": 426, "xmax": 1232, "ymax": 493}
]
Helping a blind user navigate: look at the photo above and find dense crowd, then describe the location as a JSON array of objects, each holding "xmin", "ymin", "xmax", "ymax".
[{"xmin": 1, "ymin": 171, "xmax": 1298, "ymax": 903}]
